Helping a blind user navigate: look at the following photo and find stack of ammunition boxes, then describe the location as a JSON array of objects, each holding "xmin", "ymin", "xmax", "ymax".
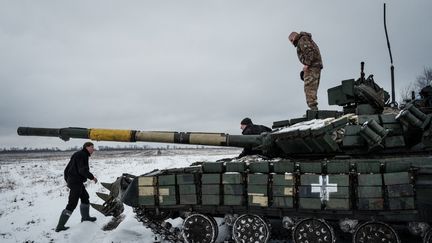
[
  {"xmin": 201, "ymin": 173, "xmax": 221, "ymax": 205},
  {"xmin": 177, "ymin": 174, "xmax": 197, "ymax": 205},
  {"xmin": 272, "ymin": 160, "xmax": 295, "ymax": 208},
  {"xmin": 384, "ymin": 172, "xmax": 415, "ymax": 210},
  {"xmin": 138, "ymin": 176, "xmax": 156, "ymax": 205},
  {"xmin": 357, "ymin": 161, "xmax": 383, "ymax": 210},
  {"xmin": 158, "ymin": 174, "xmax": 177, "ymax": 205}
]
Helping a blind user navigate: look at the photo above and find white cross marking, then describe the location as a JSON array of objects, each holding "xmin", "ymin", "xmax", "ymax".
[{"xmin": 311, "ymin": 175, "xmax": 338, "ymax": 202}]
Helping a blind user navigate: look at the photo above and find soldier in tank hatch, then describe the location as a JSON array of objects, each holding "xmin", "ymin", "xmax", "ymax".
[
  {"xmin": 55, "ymin": 142, "xmax": 98, "ymax": 232},
  {"xmin": 288, "ymin": 31, "xmax": 323, "ymax": 111},
  {"xmin": 238, "ymin": 118, "xmax": 271, "ymax": 158}
]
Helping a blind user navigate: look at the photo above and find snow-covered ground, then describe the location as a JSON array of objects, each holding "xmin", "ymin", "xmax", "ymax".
[{"xmin": 0, "ymin": 148, "xmax": 240, "ymax": 243}]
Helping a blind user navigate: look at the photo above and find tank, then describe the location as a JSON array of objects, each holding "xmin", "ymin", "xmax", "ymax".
[{"xmin": 17, "ymin": 64, "xmax": 432, "ymax": 243}]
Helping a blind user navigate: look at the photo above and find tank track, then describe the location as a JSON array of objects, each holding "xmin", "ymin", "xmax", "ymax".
[
  {"xmin": 134, "ymin": 207, "xmax": 184, "ymax": 242},
  {"xmin": 133, "ymin": 207, "xmax": 300, "ymax": 243}
]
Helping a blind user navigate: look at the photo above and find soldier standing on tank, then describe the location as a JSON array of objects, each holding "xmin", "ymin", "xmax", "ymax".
[
  {"xmin": 238, "ymin": 118, "xmax": 271, "ymax": 158},
  {"xmin": 55, "ymin": 142, "xmax": 98, "ymax": 232},
  {"xmin": 288, "ymin": 31, "xmax": 323, "ymax": 111}
]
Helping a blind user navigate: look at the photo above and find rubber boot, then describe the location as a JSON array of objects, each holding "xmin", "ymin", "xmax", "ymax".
[
  {"xmin": 80, "ymin": 203, "xmax": 97, "ymax": 222},
  {"xmin": 55, "ymin": 209, "xmax": 72, "ymax": 232}
]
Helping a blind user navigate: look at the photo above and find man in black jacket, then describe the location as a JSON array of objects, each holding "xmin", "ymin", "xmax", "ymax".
[
  {"xmin": 55, "ymin": 142, "xmax": 98, "ymax": 232},
  {"xmin": 238, "ymin": 118, "xmax": 272, "ymax": 158}
]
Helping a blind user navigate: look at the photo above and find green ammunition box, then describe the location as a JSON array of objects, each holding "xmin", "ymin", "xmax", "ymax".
[
  {"xmin": 273, "ymin": 160, "xmax": 295, "ymax": 173},
  {"xmin": 225, "ymin": 162, "xmax": 245, "ymax": 172},
  {"xmin": 300, "ymin": 162, "xmax": 322, "ymax": 173},
  {"xmin": 158, "ymin": 195, "xmax": 176, "ymax": 205},
  {"xmin": 248, "ymin": 162, "xmax": 270, "ymax": 173},
  {"xmin": 326, "ymin": 198, "xmax": 350, "ymax": 210},
  {"xmin": 248, "ymin": 174, "xmax": 268, "ymax": 185},
  {"xmin": 138, "ymin": 196, "xmax": 155, "ymax": 205},
  {"xmin": 388, "ymin": 197, "xmax": 415, "ymax": 210},
  {"xmin": 342, "ymin": 136, "xmax": 366, "ymax": 147},
  {"xmin": 139, "ymin": 186, "xmax": 155, "ymax": 196},
  {"xmin": 176, "ymin": 174, "xmax": 196, "ymax": 184},
  {"xmin": 273, "ymin": 186, "xmax": 294, "ymax": 196},
  {"xmin": 180, "ymin": 194, "xmax": 197, "ymax": 205},
  {"xmin": 247, "ymin": 185, "xmax": 267, "ymax": 196},
  {"xmin": 385, "ymin": 160, "xmax": 411, "ymax": 172},
  {"xmin": 224, "ymin": 195, "xmax": 244, "ymax": 206},
  {"xmin": 273, "ymin": 173, "xmax": 294, "ymax": 186},
  {"xmin": 201, "ymin": 174, "xmax": 220, "ymax": 184},
  {"xmin": 138, "ymin": 176, "xmax": 156, "ymax": 186},
  {"xmin": 384, "ymin": 136, "xmax": 405, "ymax": 148},
  {"xmin": 158, "ymin": 186, "xmax": 175, "ymax": 196},
  {"xmin": 222, "ymin": 173, "xmax": 243, "ymax": 184},
  {"xmin": 158, "ymin": 175, "xmax": 176, "ymax": 185},
  {"xmin": 357, "ymin": 186, "xmax": 382, "ymax": 198},
  {"xmin": 330, "ymin": 187, "xmax": 350, "ymax": 198},
  {"xmin": 272, "ymin": 196, "xmax": 293, "ymax": 208},
  {"xmin": 416, "ymin": 188, "xmax": 432, "ymax": 202},
  {"xmin": 380, "ymin": 114, "xmax": 397, "ymax": 123},
  {"xmin": 327, "ymin": 161, "xmax": 351, "ymax": 173},
  {"xmin": 202, "ymin": 185, "xmax": 220, "ymax": 195},
  {"xmin": 344, "ymin": 125, "xmax": 361, "ymax": 135},
  {"xmin": 202, "ymin": 195, "xmax": 220, "ymax": 205},
  {"xmin": 248, "ymin": 195, "xmax": 268, "ymax": 207},
  {"xmin": 358, "ymin": 174, "xmax": 382, "ymax": 186},
  {"xmin": 358, "ymin": 198, "xmax": 384, "ymax": 210},
  {"xmin": 387, "ymin": 184, "xmax": 414, "ymax": 197},
  {"xmin": 412, "ymin": 157, "xmax": 432, "ymax": 166},
  {"xmin": 300, "ymin": 174, "xmax": 319, "ymax": 185},
  {"xmin": 357, "ymin": 161, "xmax": 381, "ymax": 173},
  {"xmin": 328, "ymin": 175, "xmax": 349, "ymax": 186},
  {"xmin": 179, "ymin": 184, "xmax": 196, "ymax": 194},
  {"xmin": 384, "ymin": 172, "xmax": 410, "ymax": 185},
  {"xmin": 224, "ymin": 184, "xmax": 244, "ymax": 194},
  {"xmin": 299, "ymin": 198, "xmax": 322, "ymax": 210},
  {"xmin": 202, "ymin": 162, "xmax": 224, "ymax": 173}
]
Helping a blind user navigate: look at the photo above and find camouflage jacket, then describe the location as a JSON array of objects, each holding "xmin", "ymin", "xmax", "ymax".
[{"xmin": 294, "ymin": 32, "xmax": 323, "ymax": 69}]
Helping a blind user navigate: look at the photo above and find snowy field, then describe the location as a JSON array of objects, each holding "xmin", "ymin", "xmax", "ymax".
[{"xmin": 0, "ymin": 148, "xmax": 240, "ymax": 243}]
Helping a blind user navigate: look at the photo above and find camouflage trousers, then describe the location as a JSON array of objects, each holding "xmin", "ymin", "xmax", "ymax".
[{"xmin": 303, "ymin": 67, "xmax": 321, "ymax": 110}]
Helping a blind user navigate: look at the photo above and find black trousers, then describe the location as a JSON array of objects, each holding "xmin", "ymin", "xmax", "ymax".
[{"xmin": 66, "ymin": 183, "xmax": 90, "ymax": 211}]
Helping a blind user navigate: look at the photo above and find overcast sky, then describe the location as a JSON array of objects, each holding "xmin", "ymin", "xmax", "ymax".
[{"xmin": 1, "ymin": 0, "xmax": 431, "ymax": 149}]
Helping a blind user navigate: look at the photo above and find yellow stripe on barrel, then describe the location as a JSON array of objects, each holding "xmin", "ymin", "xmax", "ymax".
[{"xmin": 89, "ymin": 129, "xmax": 133, "ymax": 142}]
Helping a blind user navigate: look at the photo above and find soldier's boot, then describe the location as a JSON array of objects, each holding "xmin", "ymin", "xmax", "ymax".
[
  {"xmin": 80, "ymin": 203, "xmax": 97, "ymax": 222},
  {"xmin": 55, "ymin": 209, "xmax": 72, "ymax": 232}
]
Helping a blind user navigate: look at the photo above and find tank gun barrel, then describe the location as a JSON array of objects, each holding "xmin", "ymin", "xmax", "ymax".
[{"xmin": 17, "ymin": 127, "xmax": 261, "ymax": 148}]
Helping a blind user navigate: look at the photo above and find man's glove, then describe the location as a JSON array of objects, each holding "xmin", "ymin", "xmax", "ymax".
[{"xmin": 300, "ymin": 70, "xmax": 304, "ymax": 81}]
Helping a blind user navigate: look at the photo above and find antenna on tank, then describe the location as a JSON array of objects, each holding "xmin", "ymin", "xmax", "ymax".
[{"xmin": 384, "ymin": 3, "xmax": 397, "ymax": 107}]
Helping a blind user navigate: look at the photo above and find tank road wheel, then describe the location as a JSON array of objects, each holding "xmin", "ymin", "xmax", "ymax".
[
  {"xmin": 292, "ymin": 218, "xmax": 335, "ymax": 243},
  {"xmin": 232, "ymin": 214, "xmax": 270, "ymax": 243},
  {"xmin": 181, "ymin": 213, "xmax": 218, "ymax": 243},
  {"xmin": 424, "ymin": 228, "xmax": 432, "ymax": 243},
  {"xmin": 353, "ymin": 221, "xmax": 400, "ymax": 243}
]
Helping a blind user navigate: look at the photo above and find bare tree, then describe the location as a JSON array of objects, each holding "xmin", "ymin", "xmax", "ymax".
[
  {"xmin": 415, "ymin": 67, "xmax": 432, "ymax": 91},
  {"xmin": 399, "ymin": 82, "xmax": 415, "ymax": 103},
  {"xmin": 398, "ymin": 67, "xmax": 431, "ymax": 105}
]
